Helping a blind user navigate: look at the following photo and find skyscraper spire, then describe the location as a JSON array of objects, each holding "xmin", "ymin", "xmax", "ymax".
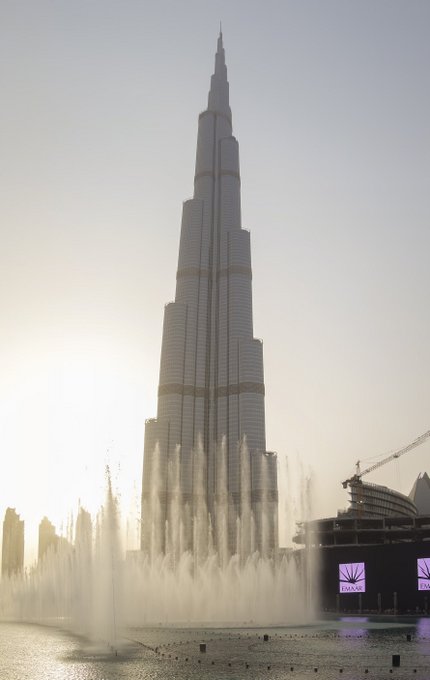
[
  {"xmin": 141, "ymin": 34, "xmax": 278, "ymax": 562},
  {"xmin": 208, "ymin": 29, "xmax": 231, "ymax": 118}
]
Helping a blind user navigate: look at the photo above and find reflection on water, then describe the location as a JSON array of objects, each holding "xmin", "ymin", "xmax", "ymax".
[
  {"xmin": 338, "ymin": 616, "xmax": 369, "ymax": 639},
  {"xmin": 1, "ymin": 618, "xmax": 430, "ymax": 680},
  {"xmin": 417, "ymin": 616, "xmax": 430, "ymax": 637}
]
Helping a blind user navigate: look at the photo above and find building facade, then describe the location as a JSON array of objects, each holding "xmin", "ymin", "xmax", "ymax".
[
  {"xmin": 1, "ymin": 508, "xmax": 24, "ymax": 577},
  {"xmin": 141, "ymin": 33, "xmax": 278, "ymax": 560},
  {"xmin": 297, "ymin": 516, "xmax": 430, "ymax": 613},
  {"xmin": 347, "ymin": 480, "xmax": 417, "ymax": 518},
  {"xmin": 294, "ymin": 475, "xmax": 430, "ymax": 613}
]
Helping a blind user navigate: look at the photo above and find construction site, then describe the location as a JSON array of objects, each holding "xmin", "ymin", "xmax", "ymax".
[{"xmin": 295, "ymin": 430, "xmax": 430, "ymax": 613}]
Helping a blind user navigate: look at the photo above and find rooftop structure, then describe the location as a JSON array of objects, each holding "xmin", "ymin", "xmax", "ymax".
[
  {"xmin": 409, "ymin": 472, "xmax": 430, "ymax": 515},
  {"xmin": 294, "ymin": 513, "xmax": 430, "ymax": 547}
]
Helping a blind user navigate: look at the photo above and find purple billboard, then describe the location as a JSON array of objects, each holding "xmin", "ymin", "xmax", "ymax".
[
  {"xmin": 339, "ymin": 562, "xmax": 366, "ymax": 593},
  {"xmin": 417, "ymin": 558, "xmax": 430, "ymax": 591}
]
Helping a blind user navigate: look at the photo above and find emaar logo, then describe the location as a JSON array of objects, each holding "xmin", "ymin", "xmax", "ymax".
[
  {"xmin": 339, "ymin": 562, "xmax": 366, "ymax": 594},
  {"xmin": 417, "ymin": 558, "xmax": 430, "ymax": 591},
  {"xmin": 340, "ymin": 584, "xmax": 364, "ymax": 593}
]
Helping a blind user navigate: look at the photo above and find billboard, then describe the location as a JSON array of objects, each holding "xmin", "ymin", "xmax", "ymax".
[
  {"xmin": 417, "ymin": 558, "xmax": 430, "ymax": 591},
  {"xmin": 339, "ymin": 562, "xmax": 366, "ymax": 593}
]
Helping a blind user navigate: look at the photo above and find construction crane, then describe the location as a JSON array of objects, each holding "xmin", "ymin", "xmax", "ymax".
[{"xmin": 342, "ymin": 428, "xmax": 430, "ymax": 489}]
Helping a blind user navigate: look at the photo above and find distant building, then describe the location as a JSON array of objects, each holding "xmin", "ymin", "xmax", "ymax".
[
  {"xmin": 38, "ymin": 517, "xmax": 58, "ymax": 562},
  {"xmin": 1, "ymin": 508, "xmax": 24, "ymax": 577},
  {"xmin": 409, "ymin": 472, "xmax": 430, "ymax": 515},
  {"xmin": 75, "ymin": 507, "xmax": 92, "ymax": 546},
  {"xmin": 74, "ymin": 507, "xmax": 92, "ymax": 560}
]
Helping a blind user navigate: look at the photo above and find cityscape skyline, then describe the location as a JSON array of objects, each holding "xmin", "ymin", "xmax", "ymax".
[{"xmin": 1, "ymin": 2, "xmax": 429, "ymax": 562}]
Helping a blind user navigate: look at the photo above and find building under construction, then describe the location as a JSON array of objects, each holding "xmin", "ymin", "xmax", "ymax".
[
  {"xmin": 295, "ymin": 471, "xmax": 430, "ymax": 613},
  {"xmin": 295, "ymin": 431, "xmax": 430, "ymax": 613}
]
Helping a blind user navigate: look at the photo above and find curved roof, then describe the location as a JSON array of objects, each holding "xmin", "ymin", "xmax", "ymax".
[{"xmin": 348, "ymin": 481, "xmax": 417, "ymax": 518}]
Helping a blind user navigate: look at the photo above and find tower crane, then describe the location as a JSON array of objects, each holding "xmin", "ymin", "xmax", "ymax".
[{"xmin": 342, "ymin": 428, "xmax": 430, "ymax": 490}]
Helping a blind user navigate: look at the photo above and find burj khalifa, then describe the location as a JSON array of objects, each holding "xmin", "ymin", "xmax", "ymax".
[{"xmin": 141, "ymin": 33, "xmax": 278, "ymax": 561}]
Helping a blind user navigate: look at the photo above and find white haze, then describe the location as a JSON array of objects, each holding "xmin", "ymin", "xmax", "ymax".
[{"xmin": 1, "ymin": 1, "xmax": 429, "ymax": 562}]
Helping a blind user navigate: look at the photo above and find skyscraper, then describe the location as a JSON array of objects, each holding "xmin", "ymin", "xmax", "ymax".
[
  {"xmin": 1, "ymin": 508, "xmax": 24, "ymax": 577},
  {"xmin": 38, "ymin": 516, "xmax": 58, "ymax": 562},
  {"xmin": 141, "ymin": 33, "xmax": 278, "ymax": 560}
]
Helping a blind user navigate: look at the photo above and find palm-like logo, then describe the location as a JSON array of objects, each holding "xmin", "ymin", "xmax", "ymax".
[
  {"xmin": 418, "ymin": 559, "xmax": 430, "ymax": 580},
  {"xmin": 339, "ymin": 562, "xmax": 365, "ymax": 584}
]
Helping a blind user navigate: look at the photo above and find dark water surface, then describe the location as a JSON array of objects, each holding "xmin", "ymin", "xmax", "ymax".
[{"xmin": 1, "ymin": 617, "xmax": 429, "ymax": 680}]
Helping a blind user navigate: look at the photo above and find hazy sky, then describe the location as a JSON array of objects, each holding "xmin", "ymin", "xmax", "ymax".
[{"xmin": 1, "ymin": 1, "xmax": 429, "ymax": 560}]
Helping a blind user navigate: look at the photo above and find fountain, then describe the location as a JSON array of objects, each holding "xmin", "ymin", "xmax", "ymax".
[{"xmin": 0, "ymin": 456, "xmax": 317, "ymax": 640}]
